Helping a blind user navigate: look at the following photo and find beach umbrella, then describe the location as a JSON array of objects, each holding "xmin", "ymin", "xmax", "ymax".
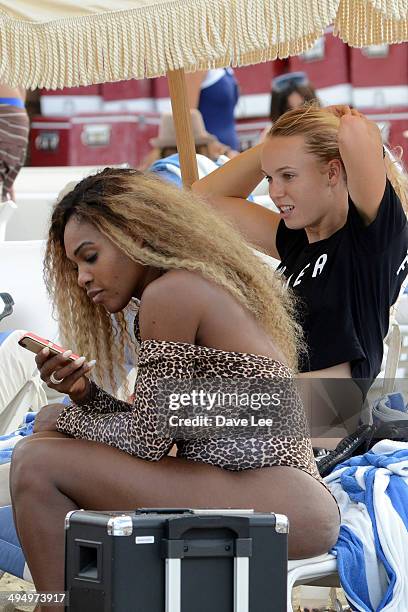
[{"xmin": 0, "ymin": 0, "xmax": 407, "ymax": 185}]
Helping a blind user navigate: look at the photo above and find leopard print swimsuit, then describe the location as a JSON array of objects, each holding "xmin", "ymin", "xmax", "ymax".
[{"xmin": 56, "ymin": 314, "xmax": 320, "ymax": 480}]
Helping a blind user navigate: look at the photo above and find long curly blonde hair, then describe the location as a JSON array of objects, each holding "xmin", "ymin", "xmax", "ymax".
[
  {"xmin": 45, "ymin": 168, "xmax": 302, "ymax": 393},
  {"xmin": 269, "ymin": 105, "xmax": 408, "ymax": 210}
]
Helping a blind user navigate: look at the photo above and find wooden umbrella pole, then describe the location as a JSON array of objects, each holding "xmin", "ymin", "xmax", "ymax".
[{"xmin": 167, "ymin": 68, "xmax": 199, "ymax": 187}]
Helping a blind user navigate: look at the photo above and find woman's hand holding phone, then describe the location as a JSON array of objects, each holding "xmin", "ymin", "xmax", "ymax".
[{"xmin": 35, "ymin": 348, "xmax": 96, "ymax": 404}]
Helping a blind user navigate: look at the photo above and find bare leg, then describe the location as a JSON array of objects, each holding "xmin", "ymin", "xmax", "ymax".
[
  {"xmin": 10, "ymin": 431, "xmax": 70, "ymax": 546},
  {"xmin": 11, "ymin": 433, "xmax": 339, "ymax": 612}
]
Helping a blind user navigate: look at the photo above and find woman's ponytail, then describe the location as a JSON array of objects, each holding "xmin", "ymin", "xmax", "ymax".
[{"xmin": 384, "ymin": 146, "xmax": 408, "ymax": 212}]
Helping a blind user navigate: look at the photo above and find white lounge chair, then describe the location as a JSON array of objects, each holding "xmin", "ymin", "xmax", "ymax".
[
  {"xmin": 0, "ymin": 240, "xmax": 57, "ymax": 339},
  {"xmin": 0, "ymin": 239, "xmax": 61, "ymax": 435},
  {"xmin": 6, "ymin": 166, "xmax": 113, "ymax": 241}
]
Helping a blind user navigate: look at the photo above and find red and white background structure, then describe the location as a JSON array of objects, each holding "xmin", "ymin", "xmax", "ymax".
[{"xmin": 31, "ymin": 31, "xmax": 408, "ymax": 167}]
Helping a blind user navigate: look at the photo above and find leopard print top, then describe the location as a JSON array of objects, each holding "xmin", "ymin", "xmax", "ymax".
[{"xmin": 56, "ymin": 315, "xmax": 320, "ymax": 480}]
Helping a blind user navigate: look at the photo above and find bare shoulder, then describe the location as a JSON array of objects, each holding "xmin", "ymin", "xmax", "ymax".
[{"xmin": 138, "ymin": 270, "xmax": 213, "ymax": 343}]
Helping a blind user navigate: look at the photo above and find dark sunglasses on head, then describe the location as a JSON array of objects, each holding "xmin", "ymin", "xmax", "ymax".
[{"xmin": 271, "ymin": 72, "xmax": 309, "ymax": 93}]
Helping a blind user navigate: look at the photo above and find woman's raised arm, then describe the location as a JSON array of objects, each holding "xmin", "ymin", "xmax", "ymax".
[
  {"xmin": 333, "ymin": 106, "xmax": 386, "ymax": 224},
  {"xmin": 192, "ymin": 144, "xmax": 281, "ymax": 258}
]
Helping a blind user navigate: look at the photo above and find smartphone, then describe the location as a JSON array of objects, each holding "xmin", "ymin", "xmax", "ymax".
[{"xmin": 18, "ymin": 332, "xmax": 80, "ymax": 361}]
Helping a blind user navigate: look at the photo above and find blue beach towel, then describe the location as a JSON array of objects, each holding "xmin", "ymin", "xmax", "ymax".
[
  {"xmin": 0, "ymin": 505, "xmax": 31, "ymax": 581},
  {"xmin": 325, "ymin": 440, "xmax": 408, "ymax": 611},
  {"xmin": 0, "ymin": 413, "xmax": 36, "ymax": 581}
]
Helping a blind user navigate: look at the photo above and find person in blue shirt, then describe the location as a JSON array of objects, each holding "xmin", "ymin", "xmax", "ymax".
[{"xmin": 185, "ymin": 69, "xmax": 240, "ymax": 151}]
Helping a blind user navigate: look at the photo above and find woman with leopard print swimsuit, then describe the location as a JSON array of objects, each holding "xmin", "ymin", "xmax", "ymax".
[
  {"xmin": 11, "ymin": 168, "xmax": 339, "ymax": 606},
  {"xmin": 56, "ymin": 309, "xmax": 317, "ymax": 475}
]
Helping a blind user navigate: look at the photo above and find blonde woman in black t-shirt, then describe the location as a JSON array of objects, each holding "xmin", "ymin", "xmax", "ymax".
[{"xmin": 193, "ymin": 105, "xmax": 408, "ymax": 438}]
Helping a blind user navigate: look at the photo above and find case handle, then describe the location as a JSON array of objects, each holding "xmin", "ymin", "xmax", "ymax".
[{"xmin": 166, "ymin": 515, "xmax": 250, "ymax": 540}]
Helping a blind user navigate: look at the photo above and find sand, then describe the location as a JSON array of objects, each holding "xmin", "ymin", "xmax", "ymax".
[
  {"xmin": 0, "ymin": 573, "xmax": 36, "ymax": 611},
  {"xmin": 0, "ymin": 572, "xmax": 349, "ymax": 611}
]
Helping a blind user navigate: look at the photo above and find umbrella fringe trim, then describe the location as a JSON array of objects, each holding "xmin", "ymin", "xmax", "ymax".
[
  {"xmin": 335, "ymin": 0, "xmax": 408, "ymax": 47},
  {"xmin": 0, "ymin": 0, "xmax": 406, "ymax": 89}
]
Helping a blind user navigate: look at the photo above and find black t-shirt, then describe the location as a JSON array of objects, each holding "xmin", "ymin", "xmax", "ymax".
[{"xmin": 276, "ymin": 180, "xmax": 408, "ymax": 394}]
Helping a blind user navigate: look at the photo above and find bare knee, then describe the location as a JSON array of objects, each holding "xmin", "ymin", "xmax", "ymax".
[{"xmin": 11, "ymin": 437, "xmax": 52, "ymax": 503}]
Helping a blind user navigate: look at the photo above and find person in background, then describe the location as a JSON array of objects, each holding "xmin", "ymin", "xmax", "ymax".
[
  {"xmin": 0, "ymin": 84, "xmax": 29, "ymax": 201},
  {"xmin": 143, "ymin": 110, "xmax": 231, "ymax": 187},
  {"xmin": 259, "ymin": 72, "xmax": 320, "ymax": 142},
  {"xmin": 185, "ymin": 68, "xmax": 240, "ymax": 152},
  {"xmin": 0, "ymin": 86, "xmax": 31, "ymax": 434},
  {"xmin": 270, "ymin": 72, "xmax": 320, "ymax": 123}
]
